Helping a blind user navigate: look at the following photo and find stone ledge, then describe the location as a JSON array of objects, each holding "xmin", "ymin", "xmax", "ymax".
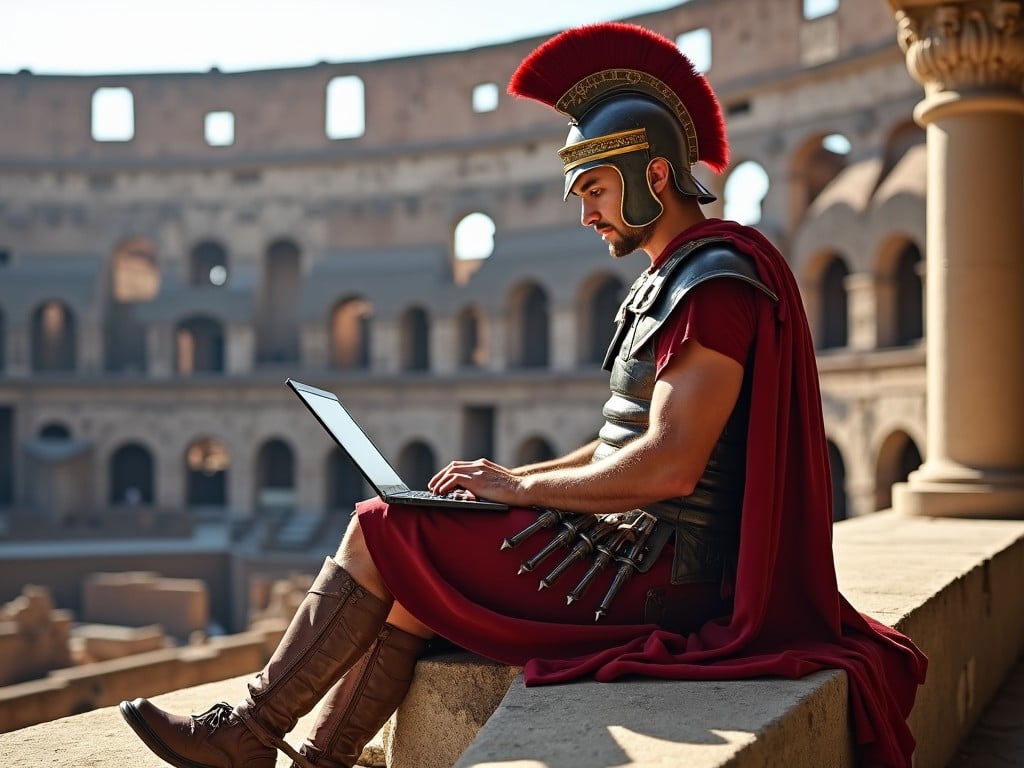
[
  {"xmin": 1, "ymin": 512, "xmax": 1022, "ymax": 768},
  {"xmin": 452, "ymin": 512, "xmax": 1024, "ymax": 768}
]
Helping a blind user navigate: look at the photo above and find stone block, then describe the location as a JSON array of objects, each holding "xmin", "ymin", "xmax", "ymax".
[{"xmin": 386, "ymin": 652, "xmax": 521, "ymax": 768}]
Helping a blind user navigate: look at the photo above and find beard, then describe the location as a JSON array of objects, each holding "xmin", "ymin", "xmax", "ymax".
[{"xmin": 604, "ymin": 220, "xmax": 656, "ymax": 258}]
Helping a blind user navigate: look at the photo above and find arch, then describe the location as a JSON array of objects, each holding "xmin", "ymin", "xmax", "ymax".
[
  {"xmin": 723, "ymin": 160, "xmax": 770, "ymax": 226},
  {"xmin": 185, "ymin": 437, "xmax": 229, "ymax": 507},
  {"xmin": 818, "ymin": 255, "xmax": 850, "ymax": 351},
  {"xmin": 397, "ymin": 441, "xmax": 436, "ymax": 491},
  {"xmin": 106, "ymin": 235, "xmax": 159, "ymax": 373},
  {"xmin": 826, "ymin": 439, "xmax": 848, "ymax": 521},
  {"xmin": 326, "ymin": 447, "xmax": 367, "ymax": 512},
  {"xmin": 787, "ymin": 131, "xmax": 851, "ymax": 229},
  {"xmin": 189, "ymin": 240, "xmax": 229, "ymax": 288},
  {"xmin": 453, "ymin": 212, "xmax": 496, "ymax": 286},
  {"xmin": 893, "ymin": 243, "xmax": 924, "ymax": 345},
  {"xmin": 255, "ymin": 437, "xmax": 295, "ymax": 511},
  {"xmin": 38, "ymin": 422, "xmax": 72, "ymax": 439},
  {"xmin": 507, "ymin": 281, "xmax": 550, "ymax": 369},
  {"xmin": 109, "ymin": 442, "xmax": 155, "ymax": 505},
  {"xmin": 31, "ymin": 300, "xmax": 76, "ymax": 373},
  {"xmin": 516, "ymin": 436, "xmax": 557, "ymax": 467},
  {"xmin": 256, "ymin": 238, "xmax": 301, "ymax": 365},
  {"xmin": 875, "ymin": 430, "xmax": 922, "ymax": 511},
  {"xmin": 175, "ymin": 315, "xmax": 225, "ymax": 374},
  {"xmin": 578, "ymin": 273, "xmax": 624, "ymax": 366},
  {"xmin": 399, "ymin": 306, "xmax": 431, "ymax": 372},
  {"xmin": 456, "ymin": 305, "xmax": 488, "ymax": 368},
  {"xmin": 330, "ymin": 297, "xmax": 373, "ymax": 370},
  {"xmin": 880, "ymin": 119, "xmax": 925, "ymax": 182}
]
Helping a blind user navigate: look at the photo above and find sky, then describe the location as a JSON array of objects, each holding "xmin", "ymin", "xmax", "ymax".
[{"xmin": 3, "ymin": 0, "xmax": 683, "ymax": 76}]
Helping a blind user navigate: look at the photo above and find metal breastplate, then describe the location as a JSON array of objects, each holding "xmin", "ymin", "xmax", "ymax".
[{"xmin": 594, "ymin": 238, "xmax": 777, "ymax": 585}]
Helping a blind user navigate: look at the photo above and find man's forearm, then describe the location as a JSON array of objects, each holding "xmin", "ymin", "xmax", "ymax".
[{"xmin": 512, "ymin": 438, "xmax": 600, "ymax": 476}]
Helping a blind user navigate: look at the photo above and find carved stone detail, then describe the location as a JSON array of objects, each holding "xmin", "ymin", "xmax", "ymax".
[{"xmin": 893, "ymin": 1, "xmax": 1024, "ymax": 93}]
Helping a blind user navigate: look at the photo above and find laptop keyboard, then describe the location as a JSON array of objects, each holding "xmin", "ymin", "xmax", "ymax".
[{"xmin": 400, "ymin": 490, "xmax": 459, "ymax": 500}]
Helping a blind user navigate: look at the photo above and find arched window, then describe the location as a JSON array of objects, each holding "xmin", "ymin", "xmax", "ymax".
[
  {"xmin": 456, "ymin": 305, "xmax": 488, "ymax": 368},
  {"xmin": 38, "ymin": 422, "xmax": 72, "ymax": 440},
  {"xmin": 106, "ymin": 235, "xmax": 159, "ymax": 373},
  {"xmin": 399, "ymin": 306, "xmax": 430, "ymax": 372},
  {"xmin": 398, "ymin": 441, "xmax": 436, "ymax": 491},
  {"xmin": 581, "ymin": 275, "xmax": 624, "ymax": 365},
  {"xmin": 189, "ymin": 241, "xmax": 229, "ymax": 288},
  {"xmin": 256, "ymin": 239, "xmax": 301, "ymax": 365},
  {"xmin": 509, "ymin": 282, "xmax": 549, "ymax": 369},
  {"xmin": 819, "ymin": 257, "xmax": 849, "ymax": 350},
  {"xmin": 724, "ymin": 161, "xmax": 770, "ymax": 226},
  {"xmin": 175, "ymin": 316, "xmax": 225, "ymax": 374},
  {"xmin": 327, "ymin": 447, "xmax": 367, "ymax": 513},
  {"xmin": 788, "ymin": 132, "xmax": 851, "ymax": 229},
  {"xmin": 185, "ymin": 437, "xmax": 229, "ymax": 507},
  {"xmin": 895, "ymin": 244, "xmax": 924, "ymax": 345},
  {"xmin": 109, "ymin": 443, "xmax": 154, "ymax": 505},
  {"xmin": 516, "ymin": 436, "xmax": 557, "ymax": 467},
  {"xmin": 256, "ymin": 438, "xmax": 295, "ymax": 511},
  {"xmin": 330, "ymin": 297, "xmax": 373, "ymax": 370},
  {"xmin": 453, "ymin": 212, "xmax": 496, "ymax": 285},
  {"xmin": 827, "ymin": 440, "xmax": 848, "ymax": 521},
  {"xmin": 875, "ymin": 431, "xmax": 923, "ymax": 511},
  {"xmin": 31, "ymin": 300, "xmax": 76, "ymax": 373}
]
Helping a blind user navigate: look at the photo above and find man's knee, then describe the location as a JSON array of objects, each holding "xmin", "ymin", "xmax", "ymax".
[{"xmin": 336, "ymin": 514, "xmax": 366, "ymax": 561}]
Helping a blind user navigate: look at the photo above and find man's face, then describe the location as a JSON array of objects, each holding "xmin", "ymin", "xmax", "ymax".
[{"xmin": 570, "ymin": 166, "xmax": 654, "ymax": 259}]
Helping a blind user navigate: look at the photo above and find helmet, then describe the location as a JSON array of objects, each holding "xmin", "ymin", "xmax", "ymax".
[
  {"xmin": 560, "ymin": 93, "xmax": 715, "ymax": 227},
  {"xmin": 509, "ymin": 23, "xmax": 729, "ymax": 227}
]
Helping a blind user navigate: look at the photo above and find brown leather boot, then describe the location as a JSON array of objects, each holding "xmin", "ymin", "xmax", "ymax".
[
  {"xmin": 119, "ymin": 557, "xmax": 390, "ymax": 768},
  {"xmin": 292, "ymin": 623, "xmax": 425, "ymax": 768}
]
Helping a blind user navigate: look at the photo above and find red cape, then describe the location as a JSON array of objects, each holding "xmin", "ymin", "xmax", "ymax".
[{"xmin": 524, "ymin": 219, "xmax": 928, "ymax": 768}]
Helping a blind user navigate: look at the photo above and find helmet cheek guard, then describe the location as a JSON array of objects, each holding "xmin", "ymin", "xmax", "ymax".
[{"xmin": 559, "ymin": 95, "xmax": 715, "ymax": 228}]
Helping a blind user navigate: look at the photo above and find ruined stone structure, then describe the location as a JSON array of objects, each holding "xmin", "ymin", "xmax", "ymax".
[
  {"xmin": 0, "ymin": 586, "xmax": 72, "ymax": 686},
  {"xmin": 0, "ymin": 0, "xmax": 931, "ymax": 631}
]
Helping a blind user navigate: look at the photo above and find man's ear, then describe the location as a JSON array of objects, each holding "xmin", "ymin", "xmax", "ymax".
[{"xmin": 647, "ymin": 158, "xmax": 672, "ymax": 194}]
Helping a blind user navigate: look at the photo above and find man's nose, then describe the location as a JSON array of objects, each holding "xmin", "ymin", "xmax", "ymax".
[{"xmin": 580, "ymin": 200, "xmax": 599, "ymax": 227}]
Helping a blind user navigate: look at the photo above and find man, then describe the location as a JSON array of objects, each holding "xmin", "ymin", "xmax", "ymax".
[{"xmin": 120, "ymin": 23, "xmax": 926, "ymax": 768}]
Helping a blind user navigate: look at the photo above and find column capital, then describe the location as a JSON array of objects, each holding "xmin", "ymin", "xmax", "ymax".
[{"xmin": 889, "ymin": 1, "xmax": 1024, "ymax": 99}]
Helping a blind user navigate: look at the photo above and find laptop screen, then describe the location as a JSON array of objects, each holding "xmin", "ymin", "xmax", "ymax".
[{"xmin": 290, "ymin": 382, "xmax": 406, "ymax": 490}]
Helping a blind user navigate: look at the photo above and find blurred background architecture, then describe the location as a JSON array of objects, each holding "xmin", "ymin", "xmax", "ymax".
[{"xmin": 0, "ymin": 0, "xmax": 963, "ymax": 730}]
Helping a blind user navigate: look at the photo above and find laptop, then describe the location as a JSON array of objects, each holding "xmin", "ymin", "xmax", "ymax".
[{"xmin": 286, "ymin": 379, "xmax": 508, "ymax": 512}]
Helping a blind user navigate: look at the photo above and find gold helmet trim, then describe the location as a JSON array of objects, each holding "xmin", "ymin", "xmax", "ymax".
[{"xmin": 558, "ymin": 128, "xmax": 650, "ymax": 174}]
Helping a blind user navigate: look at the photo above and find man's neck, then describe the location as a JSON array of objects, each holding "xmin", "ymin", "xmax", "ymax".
[{"xmin": 642, "ymin": 205, "xmax": 707, "ymax": 265}]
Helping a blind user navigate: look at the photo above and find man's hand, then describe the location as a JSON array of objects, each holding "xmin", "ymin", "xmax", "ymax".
[{"xmin": 429, "ymin": 459, "xmax": 525, "ymax": 506}]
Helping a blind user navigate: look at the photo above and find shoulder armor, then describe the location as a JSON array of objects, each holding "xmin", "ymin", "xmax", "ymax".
[{"xmin": 604, "ymin": 239, "xmax": 778, "ymax": 368}]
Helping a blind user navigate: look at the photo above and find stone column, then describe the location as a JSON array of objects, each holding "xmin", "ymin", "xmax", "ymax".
[
  {"xmin": 844, "ymin": 272, "xmax": 878, "ymax": 351},
  {"xmin": 889, "ymin": 0, "xmax": 1024, "ymax": 517}
]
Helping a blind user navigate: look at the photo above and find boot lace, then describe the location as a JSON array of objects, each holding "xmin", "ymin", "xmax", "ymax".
[{"xmin": 192, "ymin": 702, "xmax": 235, "ymax": 731}]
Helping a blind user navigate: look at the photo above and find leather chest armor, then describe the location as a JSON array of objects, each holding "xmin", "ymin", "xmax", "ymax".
[{"xmin": 595, "ymin": 237, "xmax": 777, "ymax": 585}]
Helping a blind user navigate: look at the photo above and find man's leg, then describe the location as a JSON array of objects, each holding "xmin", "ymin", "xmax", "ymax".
[
  {"xmin": 120, "ymin": 516, "xmax": 395, "ymax": 768},
  {"xmin": 280, "ymin": 517, "xmax": 433, "ymax": 767}
]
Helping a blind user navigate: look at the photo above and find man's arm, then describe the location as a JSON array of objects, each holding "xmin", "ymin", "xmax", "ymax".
[
  {"xmin": 509, "ymin": 438, "xmax": 601, "ymax": 477},
  {"xmin": 429, "ymin": 340, "xmax": 743, "ymax": 512}
]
